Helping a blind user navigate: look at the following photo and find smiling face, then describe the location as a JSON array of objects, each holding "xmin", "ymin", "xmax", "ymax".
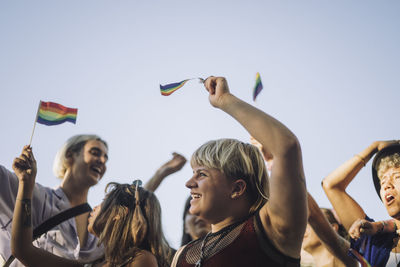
[
  {"xmin": 70, "ymin": 139, "xmax": 108, "ymax": 187},
  {"xmin": 379, "ymin": 166, "xmax": 400, "ymax": 219},
  {"xmin": 185, "ymin": 165, "xmax": 234, "ymax": 224}
]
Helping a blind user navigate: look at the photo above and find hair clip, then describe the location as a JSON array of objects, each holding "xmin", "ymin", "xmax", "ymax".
[
  {"xmin": 132, "ymin": 180, "xmax": 142, "ymax": 205},
  {"xmin": 132, "ymin": 180, "xmax": 142, "ymax": 190}
]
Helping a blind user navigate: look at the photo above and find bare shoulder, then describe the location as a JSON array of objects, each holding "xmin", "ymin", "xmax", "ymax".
[{"xmin": 129, "ymin": 250, "xmax": 158, "ymax": 267}]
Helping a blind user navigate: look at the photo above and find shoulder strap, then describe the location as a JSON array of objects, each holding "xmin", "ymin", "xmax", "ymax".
[
  {"xmin": 3, "ymin": 203, "xmax": 92, "ymax": 267},
  {"xmin": 33, "ymin": 202, "xmax": 92, "ymax": 239}
]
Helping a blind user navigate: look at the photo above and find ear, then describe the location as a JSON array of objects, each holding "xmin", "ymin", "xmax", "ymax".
[
  {"xmin": 231, "ymin": 179, "xmax": 247, "ymax": 199},
  {"xmin": 65, "ymin": 149, "xmax": 75, "ymax": 167},
  {"xmin": 113, "ymin": 214, "xmax": 121, "ymax": 221}
]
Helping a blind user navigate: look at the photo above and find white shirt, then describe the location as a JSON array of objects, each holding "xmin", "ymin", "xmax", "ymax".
[
  {"xmin": 0, "ymin": 165, "xmax": 103, "ymax": 267},
  {"xmin": 386, "ymin": 251, "xmax": 400, "ymax": 267}
]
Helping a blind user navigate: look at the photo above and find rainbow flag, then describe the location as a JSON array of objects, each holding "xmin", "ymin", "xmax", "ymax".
[
  {"xmin": 348, "ymin": 248, "xmax": 372, "ymax": 267},
  {"xmin": 253, "ymin": 72, "xmax": 263, "ymax": 101},
  {"xmin": 37, "ymin": 101, "xmax": 78, "ymax": 126},
  {"xmin": 160, "ymin": 79, "xmax": 190, "ymax": 96}
]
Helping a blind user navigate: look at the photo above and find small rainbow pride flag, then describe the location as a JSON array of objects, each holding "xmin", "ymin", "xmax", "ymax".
[
  {"xmin": 253, "ymin": 72, "xmax": 263, "ymax": 101},
  {"xmin": 37, "ymin": 101, "xmax": 78, "ymax": 126},
  {"xmin": 348, "ymin": 248, "xmax": 372, "ymax": 267},
  {"xmin": 160, "ymin": 79, "xmax": 190, "ymax": 96}
]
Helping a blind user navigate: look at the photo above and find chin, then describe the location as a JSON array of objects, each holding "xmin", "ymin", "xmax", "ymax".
[
  {"xmin": 89, "ymin": 177, "xmax": 101, "ymax": 185},
  {"xmin": 386, "ymin": 207, "xmax": 400, "ymax": 219},
  {"xmin": 190, "ymin": 210, "xmax": 200, "ymax": 217},
  {"xmin": 390, "ymin": 211, "xmax": 400, "ymax": 220}
]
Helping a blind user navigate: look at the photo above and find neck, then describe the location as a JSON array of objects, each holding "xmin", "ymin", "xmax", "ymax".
[
  {"xmin": 60, "ymin": 172, "xmax": 90, "ymax": 206},
  {"xmin": 211, "ymin": 199, "xmax": 251, "ymax": 232}
]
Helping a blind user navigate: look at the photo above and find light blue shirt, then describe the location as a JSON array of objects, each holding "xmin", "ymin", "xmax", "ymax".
[{"xmin": 0, "ymin": 165, "xmax": 104, "ymax": 267}]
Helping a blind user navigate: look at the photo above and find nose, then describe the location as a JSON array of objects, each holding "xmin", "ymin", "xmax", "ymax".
[
  {"xmin": 185, "ymin": 175, "xmax": 197, "ymax": 189},
  {"xmin": 99, "ymin": 154, "xmax": 107, "ymax": 164},
  {"xmin": 382, "ymin": 179, "xmax": 394, "ymax": 190}
]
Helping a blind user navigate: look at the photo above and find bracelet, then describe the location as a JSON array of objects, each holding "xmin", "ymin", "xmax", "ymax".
[
  {"xmin": 394, "ymin": 221, "xmax": 400, "ymax": 235},
  {"xmin": 377, "ymin": 221, "xmax": 386, "ymax": 234},
  {"xmin": 355, "ymin": 154, "xmax": 366, "ymax": 167}
]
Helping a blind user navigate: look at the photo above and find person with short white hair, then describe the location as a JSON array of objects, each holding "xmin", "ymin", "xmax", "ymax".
[{"xmin": 0, "ymin": 134, "xmax": 108, "ymax": 266}]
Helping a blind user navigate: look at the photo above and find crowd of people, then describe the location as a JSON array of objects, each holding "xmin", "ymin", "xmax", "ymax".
[{"xmin": 1, "ymin": 76, "xmax": 399, "ymax": 266}]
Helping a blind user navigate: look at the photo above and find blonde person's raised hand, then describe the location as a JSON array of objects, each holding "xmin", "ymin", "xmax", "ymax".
[
  {"xmin": 12, "ymin": 146, "xmax": 37, "ymax": 198},
  {"xmin": 12, "ymin": 146, "xmax": 37, "ymax": 183},
  {"xmin": 204, "ymin": 76, "xmax": 232, "ymax": 109}
]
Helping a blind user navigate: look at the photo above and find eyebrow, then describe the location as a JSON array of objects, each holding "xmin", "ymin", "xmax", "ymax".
[
  {"xmin": 193, "ymin": 168, "xmax": 210, "ymax": 174},
  {"xmin": 90, "ymin": 147, "xmax": 109, "ymax": 159}
]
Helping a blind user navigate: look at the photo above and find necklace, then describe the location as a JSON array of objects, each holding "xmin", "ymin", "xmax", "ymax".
[
  {"xmin": 194, "ymin": 216, "xmax": 251, "ymax": 267},
  {"xmin": 195, "ymin": 230, "xmax": 231, "ymax": 267},
  {"xmin": 195, "ymin": 232, "xmax": 211, "ymax": 267}
]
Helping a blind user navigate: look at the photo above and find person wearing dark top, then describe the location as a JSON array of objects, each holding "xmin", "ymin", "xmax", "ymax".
[{"xmin": 171, "ymin": 76, "xmax": 307, "ymax": 267}]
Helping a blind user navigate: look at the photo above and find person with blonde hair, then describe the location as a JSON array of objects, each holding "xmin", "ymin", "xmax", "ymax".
[
  {"xmin": 0, "ymin": 134, "xmax": 108, "ymax": 266},
  {"xmin": 11, "ymin": 146, "xmax": 173, "ymax": 267},
  {"xmin": 172, "ymin": 76, "xmax": 307, "ymax": 266},
  {"xmin": 322, "ymin": 141, "xmax": 400, "ymax": 266}
]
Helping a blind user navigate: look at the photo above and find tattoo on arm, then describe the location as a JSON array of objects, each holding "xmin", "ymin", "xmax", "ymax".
[{"xmin": 20, "ymin": 199, "xmax": 32, "ymax": 227}]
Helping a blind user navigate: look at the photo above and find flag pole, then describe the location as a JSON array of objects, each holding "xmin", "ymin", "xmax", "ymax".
[{"xmin": 29, "ymin": 101, "xmax": 41, "ymax": 146}]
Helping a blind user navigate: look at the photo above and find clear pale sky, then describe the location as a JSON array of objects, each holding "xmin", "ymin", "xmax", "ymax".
[{"xmin": 1, "ymin": 0, "xmax": 399, "ymax": 249}]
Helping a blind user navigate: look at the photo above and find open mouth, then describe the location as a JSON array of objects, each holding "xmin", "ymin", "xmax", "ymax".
[
  {"xmin": 385, "ymin": 194, "xmax": 395, "ymax": 205},
  {"xmin": 90, "ymin": 166, "xmax": 102, "ymax": 176},
  {"xmin": 191, "ymin": 193, "xmax": 202, "ymax": 199}
]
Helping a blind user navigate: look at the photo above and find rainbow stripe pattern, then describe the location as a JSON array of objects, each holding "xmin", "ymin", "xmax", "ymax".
[
  {"xmin": 160, "ymin": 79, "xmax": 190, "ymax": 96},
  {"xmin": 348, "ymin": 248, "xmax": 372, "ymax": 267},
  {"xmin": 253, "ymin": 72, "xmax": 263, "ymax": 101},
  {"xmin": 37, "ymin": 101, "xmax": 78, "ymax": 126}
]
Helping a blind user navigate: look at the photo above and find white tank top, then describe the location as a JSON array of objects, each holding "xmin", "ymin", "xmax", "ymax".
[{"xmin": 386, "ymin": 251, "xmax": 400, "ymax": 267}]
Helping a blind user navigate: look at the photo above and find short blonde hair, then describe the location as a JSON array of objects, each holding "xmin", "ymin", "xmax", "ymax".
[
  {"xmin": 377, "ymin": 153, "xmax": 400, "ymax": 179},
  {"xmin": 191, "ymin": 138, "xmax": 269, "ymax": 214},
  {"xmin": 53, "ymin": 134, "xmax": 107, "ymax": 178}
]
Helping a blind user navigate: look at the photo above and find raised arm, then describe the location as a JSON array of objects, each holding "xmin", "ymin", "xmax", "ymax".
[
  {"xmin": 307, "ymin": 193, "xmax": 357, "ymax": 267},
  {"xmin": 204, "ymin": 77, "xmax": 307, "ymax": 258},
  {"xmin": 348, "ymin": 218, "xmax": 397, "ymax": 241},
  {"xmin": 322, "ymin": 141, "xmax": 398, "ymax": 231},
  {"xmin": 11, "ymin": 146, "xmax": 82, "ymax": 267},
  {"xmin": 144, "ymin": 152, "xmax": 186, "ymax": 192}
]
